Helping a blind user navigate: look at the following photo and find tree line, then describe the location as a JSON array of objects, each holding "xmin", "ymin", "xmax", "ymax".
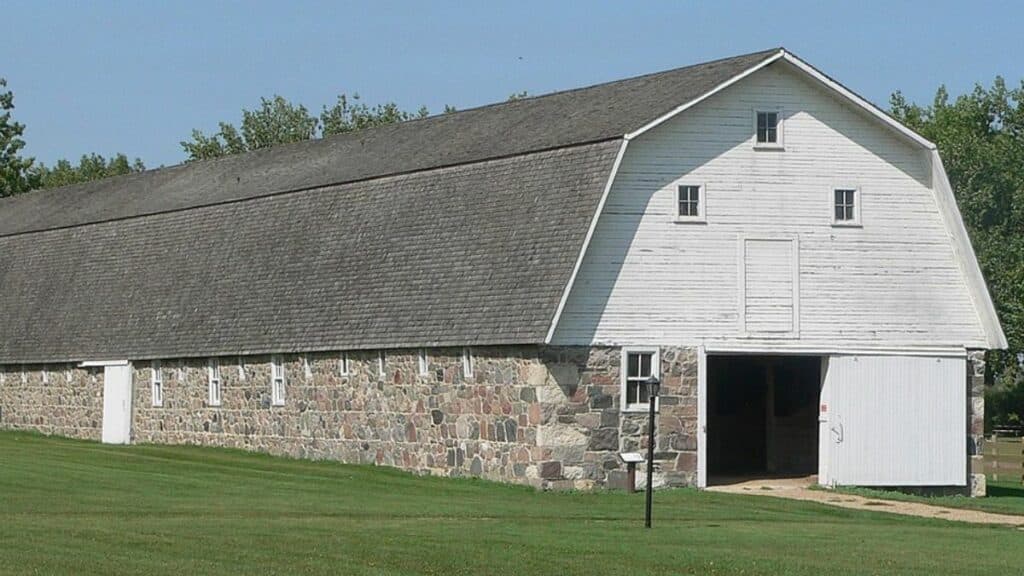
[{"xmin": 1, "ymin": 75, "xmax": 1023, "ymax": 424}]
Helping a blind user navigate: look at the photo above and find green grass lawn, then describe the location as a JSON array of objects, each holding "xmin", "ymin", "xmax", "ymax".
[
  {"xmin": 833, "ymin": 481, "xmax": 1024, "ymax": 517},
  {"xmin": 2, "ymin": 431, "xmax": 1023, "ymax": 576}
]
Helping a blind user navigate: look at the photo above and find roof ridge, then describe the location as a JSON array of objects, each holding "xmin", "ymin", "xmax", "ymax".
[{"xmin": 4, "ymin": 47, "xmax": 782, "ymax": 202}]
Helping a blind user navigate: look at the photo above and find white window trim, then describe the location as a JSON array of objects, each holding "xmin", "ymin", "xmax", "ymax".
[
  {"xmin": 339, "ymin": 352, "xmax": 350, "ymax": 376},
  {"xmin": 462, "ymin": 347, "xmax": 474, "ymax": 379},
  {"xmin": 237, "ymin": 356, "xmax": 246, "ymax": 381},
  {"xmin": 207, "ymin": 357, "xmax": 222, "ymax": 407},
  {"xmin": 673, "ymin": 183, "xmax": 707, "ymax": 223},
  {"xmin": 418, "ymin": 349, "xmax": 429, "ymax": 376},
  {"xmin": 831, "ymin": 186, "xmax": 862, "ymax": 227},
  {"xmin": 377, "ymin": 351, "xmax": 386, "ymax": 381},
  {"xmin": 621, "ymin": 347, "xmax": 660, "ymax": 413},
  {"xmin": 65, "ymin": 365, "xmax": 73, "ymax": 382},
  {"xmin": 302, "ymin": 355, "xmax": 313, "ymax": 380},
  {"xmin": 41, "ymin": 364, "xmax": 49, "ymax": 384},
  {"xmin": 151, "ymin": 360, "xmax": 163, "ymax": 407},
  {"xmin": 20, "ymin": 365, "xmax": 26, "ymax": 384},
  {"xmin": 753, "ymin": 107, "xmax": 784, "ymax": 149},
  {"xmin": 270, "ymin": 355, "xmax": 286, "ymax": 406}
]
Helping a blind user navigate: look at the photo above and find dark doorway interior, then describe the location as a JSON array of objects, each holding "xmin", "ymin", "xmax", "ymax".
[{"xmin": 707, "ymin": 355, "xmax": 821, "ymax": 481}]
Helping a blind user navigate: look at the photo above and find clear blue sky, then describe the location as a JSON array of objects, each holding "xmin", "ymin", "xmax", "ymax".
[{"xmin": 5, "ymin": 0, "xmax": 1024, "ymax": 168}]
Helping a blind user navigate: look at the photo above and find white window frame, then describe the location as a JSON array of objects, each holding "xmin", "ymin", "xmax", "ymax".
[
  {"xmin": 377, "ymin": 351, "xmax": 386, "ymax": 381},
  {"xmin": 207, "ymin": 357, "xmax": 222, "ymax": 407},
  {"xmin": 178, "ymin": 361, "xmax": 187, "ymax": 383},
  {"xmin": 20, "ymin": 365, "xmax": 26, "ymax": 384},
  {"xmin": 674, "ymin": 183, "xmax": 706, "ymax": 223},
  {"xmin": 238, "ymin": 356, "xmax": 246, "ymax": 381},
  {"xmin": 753, "ymin": 108, "xmax": 784, "ymax": 149},
  {"xmin": 831, "ymin": 186, "xmax": 862, "ymax": 227},
  {"xmin": 339, "ymin": 352, "xmax": 351, "ymax": 376},
  {"xmin": 270, "ymin": 355, "xmax": 286, "ymax": 406},
  {"xmin": 621, "ymin": 347, "xmax": 660, "ymax": 413},
  {"xmin": 41, "ymin": 364, "xmax": 49, "ymax": 384},
  {"xmin": 418, "ymin": 349, "xmax": 429, "ymax": 376},
  {"xmin": 302, "ymin": 355, "xmax": 313, "ymax": 380},
  {"xmin": 462, "ymin": 347, "xmax": 474, "ymax": 379},
  {"xmin": 65, "ymin": 365, "xmax": 73, "ymax": 382},
  {"xmin": 151, "ymin": 360, "xmax": 163, "ymax": 407}
]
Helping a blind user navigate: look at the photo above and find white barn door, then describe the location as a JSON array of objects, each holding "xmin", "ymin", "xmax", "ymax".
[
  {"xmin": 821, "ymin": 355, "xmax": 965, "ymax": 486},
  {"xmin": 101, "ymin": 364, "xmax": 133, "ymax": 444}
]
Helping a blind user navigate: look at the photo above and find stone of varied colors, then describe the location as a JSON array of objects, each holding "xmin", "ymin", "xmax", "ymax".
[{"xmin": 0, "ymin": 345, "xmax": 700, "ymax": 490}]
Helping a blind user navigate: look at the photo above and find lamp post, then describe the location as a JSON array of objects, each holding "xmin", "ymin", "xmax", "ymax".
[{"xmin": 644, "ymin": 374, "xmax": 661, "ymax": 529}]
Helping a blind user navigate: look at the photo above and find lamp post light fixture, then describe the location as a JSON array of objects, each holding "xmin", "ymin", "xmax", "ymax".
[{"xmin": 644, "ymin": 374, "xmax": 661, "ymax": 529}]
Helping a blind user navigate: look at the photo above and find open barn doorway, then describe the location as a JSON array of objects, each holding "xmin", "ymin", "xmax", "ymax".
[{"xmin": 706, "ymin": 354, "xmax": 822, "ymax": 485}]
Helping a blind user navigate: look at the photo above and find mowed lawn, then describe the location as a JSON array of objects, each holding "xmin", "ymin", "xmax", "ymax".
[{"xmin": 2, "ymin": 432, "xmax": 1023, "ymax": 576}]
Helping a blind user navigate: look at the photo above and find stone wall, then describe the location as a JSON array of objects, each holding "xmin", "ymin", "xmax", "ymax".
[
  {"xmin": 0, "ymin": 364, "xmax": 103, "ymax": 440},
  {"xmin": 0, "ymin": 345, "xmax": 699, "ymax": 490},
  {"xmin": 968, "ymin": 350, "xmax": 986, "ymax": 497},
  {"xmin": 128, "ymin": 345, "xmax": 698, "ymax": 489}
]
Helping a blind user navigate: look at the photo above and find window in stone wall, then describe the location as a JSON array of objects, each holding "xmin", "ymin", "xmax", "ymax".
[
  {"xmin": 462, "ymin": 348, "xmax": 474, "ymax": 379},
  {"xmin": 238, "ymin": 356, "xmax": 246, "ymax": 381},
  {"xmin": 302, "ymin": 355, "xmax": 313, "ymax": 380},
  {"xmin": 621, "ymin": 348, "xmax": 660, "ymax": 412},
  {"xmin": 208, "ymin": 357, "xmax": 222, "ymax": 407},
  {"xmin": 418, "ymin": 349, "xmax": 429, "ymax": 376},
  {"xmin": 271, "ymin": 355, "xmax": 286, "ymax": 406},
  {"xmin": 65, "ymin": 365, "xmax": 73, "ymax": 382},
  {"xmin": 20, "ymin": 365, "xmax": 26, "ymax": 384},
  {"xmin": 151, "ymin": 360, "xmax": 163, "ymax": 407},
  {"xmin": 42, "ymin": 364, "xmax": 49, "ymax": 384},
  {"xmin": 377, "ymin": 351, "xmax": 386, "ymax": 381},
  {"xmin": 339, "ymin": 352, "xmax": 350, "ymax": 376}
]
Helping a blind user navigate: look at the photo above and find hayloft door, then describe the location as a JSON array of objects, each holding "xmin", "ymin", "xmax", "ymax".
[{"xmin": 101, "ymin": 363, "xmax": 133, "ymax": 444}]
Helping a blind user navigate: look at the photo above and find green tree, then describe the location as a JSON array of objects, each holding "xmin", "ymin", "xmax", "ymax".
[
  {"xmin": 33, "ymin": 153, "xmax": 145, "ymax": 190},
  {"xmin": 0, "ymin": 78, "xmax": 39, "ymax": 197},
  {"xmin": 182, "ymin": 93, "xmax": 431, "ymax": 162},
  {"xmin": 891, "ymin": 79, "xmax": 1024, "ymax": 426}
]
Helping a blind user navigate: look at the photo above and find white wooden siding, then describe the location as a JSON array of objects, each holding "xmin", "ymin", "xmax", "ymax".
[
  {"xmin": 821, "ymin": 355, "xmax": 966, "ymax": 486},
  {"xmin": 551, "ymin": 61, "xmax": 987, "ymax": 349}
]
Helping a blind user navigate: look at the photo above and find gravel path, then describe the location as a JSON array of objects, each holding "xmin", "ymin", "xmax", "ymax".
[{"xmin": 707, "ymin": 477, "xmax": 1024, "ymax": 527}]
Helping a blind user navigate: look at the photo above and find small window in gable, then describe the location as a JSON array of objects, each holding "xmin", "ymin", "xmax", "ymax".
[
  {"xmin": 207, "ymin": 357, "xmax": 222, "ymax": 407},
  {"xmin": 833, "ymin": 188, "xmax": 860, "ymax": 226},
  {"xmin": 418, "ymin": 349, "xmax": 429, "ymax": 376},
  {"xmin": 151, "ymin": 360, "xmax": 163, "ymax": 407},
  {"xmin": 675, "ymin": 184, "xmax": 705, "ymax": 222},
  {"xmin": 754, "ymin": 110, "xmax": 783, "ymax": 148},
  {"xmin": 271, "ymin": 355, "xmax": 286, "ymax": 406},
  {"xmin": 621, "ymin": 348, "xmax": 660, "ymax": 412}
]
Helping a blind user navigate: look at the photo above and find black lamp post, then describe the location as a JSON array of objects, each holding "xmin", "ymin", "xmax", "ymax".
[{"xmin": 644, "ymin": 374, "xmax": 661, "ymax": 529}]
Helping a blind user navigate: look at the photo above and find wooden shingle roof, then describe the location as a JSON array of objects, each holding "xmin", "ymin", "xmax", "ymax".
[{"xmin": 0, "ymin": 49, "xmax": 780, "ymax": 361}]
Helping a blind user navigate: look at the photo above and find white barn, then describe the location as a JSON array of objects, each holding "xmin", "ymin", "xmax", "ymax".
[{"xmin": 0, "ymin": 48, "xmax": 1004, "ymax": 495}]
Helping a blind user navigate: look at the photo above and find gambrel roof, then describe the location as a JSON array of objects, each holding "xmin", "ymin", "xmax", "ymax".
[{"xmin": 0, "ymin": 48, "xmax": 1004, "ymax": 362}]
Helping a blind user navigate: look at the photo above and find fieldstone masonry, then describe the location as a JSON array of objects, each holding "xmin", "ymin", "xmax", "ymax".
[
  {"xmin": 0, "ymin": 345, "xmax": 698, "ymax": 489},
  {"xmin": 968, "ymin": 350, "xmax": 986, "ymax": 497}
]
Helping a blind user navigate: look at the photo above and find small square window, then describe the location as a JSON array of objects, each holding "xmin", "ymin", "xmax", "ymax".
[
  {"xmin": 832, "ymin": 188, "xmax": 860, "ymax": 226},
  {"xmin": 622, "ymin": 349, "xmax": 659, "ymax": 411},
  {"xmin": 675, "ymin": 184, "xmax": 705, "ymax": 222},
  {"xmin": 754, "ymin": 110, "xmax": 783, "ymax": 148}
]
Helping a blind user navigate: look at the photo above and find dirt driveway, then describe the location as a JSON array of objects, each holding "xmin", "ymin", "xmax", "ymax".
[{"xmin": 707, "ymin": 477, "xmax": 1024, "ymax": 527}]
